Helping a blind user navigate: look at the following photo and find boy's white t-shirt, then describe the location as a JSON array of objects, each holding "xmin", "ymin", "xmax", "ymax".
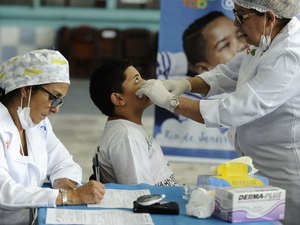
[{"xmin": 98, "ymin": 119, "xmax": 177, "ymax": 186}]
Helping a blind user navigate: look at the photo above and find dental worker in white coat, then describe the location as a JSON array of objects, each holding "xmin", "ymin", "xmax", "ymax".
[
  {"xmin": 0, "ymin": 49, "xmax": 105, "ymax": 225},
  {"xmin": 136, "ymin": 0, "xmax": 300, "ymax": 224}
]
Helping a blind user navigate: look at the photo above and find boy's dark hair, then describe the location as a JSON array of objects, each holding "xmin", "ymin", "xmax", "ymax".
[
  {"xmin": 89, "ymin": 59, "xmax": 132, "ymax": 116},
  {"xmin": 182, "ymin": 11, "xmax": 226, "ymax": 65}
]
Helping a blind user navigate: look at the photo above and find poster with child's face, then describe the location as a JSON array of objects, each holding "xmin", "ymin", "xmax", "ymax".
[{"xmin": 155, "ymin": 0, "xmax": 246, "ymax": 163}]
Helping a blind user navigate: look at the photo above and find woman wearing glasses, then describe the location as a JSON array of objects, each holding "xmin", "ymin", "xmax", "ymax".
[
  {"xmin": 0, "ymin": 49, "xmax": 105, "ymax": 225},
  {"xmin": 137, "ymin": 0, "xmax": 300, "ymax": 224}
]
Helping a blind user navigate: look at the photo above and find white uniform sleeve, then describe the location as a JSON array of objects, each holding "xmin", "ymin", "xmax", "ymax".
[
  {"xmin": 201, "ymin": 51, "xmax": 300, "ymax": 128},
  {"xmin": 43, "ymin": 118, "xmax": 82, "ymax": 185},
  {"xmin": 0, "ymin": 174, "xmax": 59, "ymax": 210},
  {"xmin": 0, "ymin": 136, "xmax": 59, "ymax": 209},
  {"xmin": 198, "ymin": 51, "xmax": 243, "ymax": 97}
]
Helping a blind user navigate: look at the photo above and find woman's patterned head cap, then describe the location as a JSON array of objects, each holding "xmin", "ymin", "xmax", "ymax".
[{"xmin": 0, "ymin": 49, "xmax": 70, "ymax": 94}]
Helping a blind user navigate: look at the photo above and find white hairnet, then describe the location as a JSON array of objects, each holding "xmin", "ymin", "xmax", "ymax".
[
  {"xmin": 233, "ymin": 0, "xmax": 300, "ymax": 18},
  {"xmin": 0, "ymin": 49, "xmax": 69, "ymax": 94}
]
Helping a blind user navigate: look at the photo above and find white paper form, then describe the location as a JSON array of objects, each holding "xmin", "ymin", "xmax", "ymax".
[
  {"xmin": 46, "ymin": 208, "xmax": 154, "ymax": 225},
  {"xmin": 88, "ymin": 189, "xmax": 151, "ymax": 208}
]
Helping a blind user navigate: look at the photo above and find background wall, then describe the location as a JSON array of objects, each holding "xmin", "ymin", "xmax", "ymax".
[
  {"xmin": 0, "ymin": 0, "xmax": 160, "ymax": 65},
  {"xmin": 0, "ymin": 26, "xmax": 56, "ymax": 64}
]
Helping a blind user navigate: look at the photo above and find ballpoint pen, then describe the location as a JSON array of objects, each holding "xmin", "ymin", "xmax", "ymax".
[{"xmin": 95, "ymin": 153, "xmax": 100, "ymax": 182}]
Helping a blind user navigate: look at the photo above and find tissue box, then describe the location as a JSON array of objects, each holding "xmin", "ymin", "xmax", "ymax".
[
  {"xmin": 197, "ymin": 174, "xmax": 269, "ymax": 188},
  {"xmin": 214, "ymin": 186, "xmax": 285, "ymax": 223}
]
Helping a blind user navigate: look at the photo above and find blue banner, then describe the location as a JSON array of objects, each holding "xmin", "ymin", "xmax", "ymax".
[
  {"xmin": 155, "ymin": 0, "xmax": 239, "ymax": 163},
  {"xmin": 159, "ymin": 0, "xmax": 235, "ymax": 52}
]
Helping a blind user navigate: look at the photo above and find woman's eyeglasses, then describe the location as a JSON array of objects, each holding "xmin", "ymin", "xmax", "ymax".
[
  {"xmin": 233, "ymin": 9, "xmax": 257, "ymax": 24},
  {"xmin": 39, "ymin": 86, "xmax": 64, "ymax": 108}
]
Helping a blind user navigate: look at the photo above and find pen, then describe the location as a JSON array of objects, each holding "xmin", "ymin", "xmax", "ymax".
[
  {"xmin": 92, "ymin": 155, "xmax": 96, "ymax": 174},
  {"xmin": 95, "ymin": 153, "xmax": 100, "ymax": 182}
]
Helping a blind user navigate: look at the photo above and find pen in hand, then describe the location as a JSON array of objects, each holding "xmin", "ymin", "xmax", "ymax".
[{"xmin": 95, "ymin": 153, "xmax": 100, "ymax": 182}]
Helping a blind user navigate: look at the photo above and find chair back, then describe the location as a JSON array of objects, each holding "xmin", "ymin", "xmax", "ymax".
[
  {"xmin": 91, "ymin": 146, "xmax": 102, "ymax": 182},
  {"xmin": 68, "ymin": 26, "xmax": 97, "ymax": 78}
]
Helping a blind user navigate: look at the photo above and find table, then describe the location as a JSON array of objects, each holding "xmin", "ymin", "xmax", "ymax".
[{"xmin": 38, "ymin": 183, "xmax": 280, "ymax": 225}]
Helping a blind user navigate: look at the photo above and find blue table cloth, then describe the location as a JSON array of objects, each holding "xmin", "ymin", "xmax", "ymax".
[{"xmin": 38, "ymin": 183, "xmax": 280, "ymax": 225}]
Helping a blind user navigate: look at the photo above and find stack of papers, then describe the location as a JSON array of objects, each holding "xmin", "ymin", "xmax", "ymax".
[
  {"xmin": 88, "ymin": 189, "xmax": 150, "ymax": 208},
  {"xmin": 45, "ymin": 189, "xmax": 153, "ymax": 225},
  {"xmin": 46, "ymin": 208, "xmax": 153, "ymax": 225}
]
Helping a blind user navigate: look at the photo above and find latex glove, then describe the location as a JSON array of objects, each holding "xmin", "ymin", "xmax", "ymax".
[
  {"xmin": 186, "ymin": 188, "xmax": 215, "ymax": 219},
  {"xmin": 161, "ymin": 79, "xmax": 191, "ymax": 96},
  {"xmin": 136, "ymin": 79, "xmax": 175, "ymax": 111}
]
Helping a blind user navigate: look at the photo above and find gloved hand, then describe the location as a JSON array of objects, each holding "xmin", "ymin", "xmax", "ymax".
[
  {"xmin": 161, "ymin": 79, "xmax": 191, "ymax": 96},
  {"xmin": 136, "ymin": 79, "xmax": 175, "ymax": 111}
]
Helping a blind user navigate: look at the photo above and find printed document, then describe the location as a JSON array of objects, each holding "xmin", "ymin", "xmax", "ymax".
[
  {"xmin": 46, "ymin": 208, "xmax": 154, "ymax": 225},
  {"xmin": 88, "ymin": 189, "xmax": 151, "ymax": 208}
]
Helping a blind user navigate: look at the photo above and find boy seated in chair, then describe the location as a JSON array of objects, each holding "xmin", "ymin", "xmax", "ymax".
[{"xmin": 89, "ymin": 59, "xmax": 177, "ymax": 186}]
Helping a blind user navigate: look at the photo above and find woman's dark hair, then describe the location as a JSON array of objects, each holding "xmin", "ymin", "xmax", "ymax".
[
  {"xmin": 0, "ymin": 85, "xmax": 44, "ymax": 107},
  {"xmin": 0, "ymin": 88, "xmax": 20, "ymax": 106},
  {"xmin": 89, "ymin": 59, "xmax": 132, "ymax": 116},
  {"xmin": 0, "ymin": 88, "xmax": 5, "ymax": 101}
]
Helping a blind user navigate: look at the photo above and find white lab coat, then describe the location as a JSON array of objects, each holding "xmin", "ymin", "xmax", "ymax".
[
  {"xmin": 199, "ymin": 17, "xmax": 300, "ymax": 225},
  {"xmin": 0, "ymin": 103, "xmax": 82, "ymax": 211}
]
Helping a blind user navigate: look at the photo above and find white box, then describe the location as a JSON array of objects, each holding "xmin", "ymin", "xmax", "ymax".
[{"xmin": 214, "ymin": 186, "xmax": 285, "ymax": 223}]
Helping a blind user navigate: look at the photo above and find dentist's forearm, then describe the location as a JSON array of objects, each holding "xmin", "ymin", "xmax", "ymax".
[
  {"xmin": 187, "ymin": 76, "xmax": 210, "ymax": 95},
  {"xmin": 175, "ymin": 97, "xmax": 205, "ymax": 124}
]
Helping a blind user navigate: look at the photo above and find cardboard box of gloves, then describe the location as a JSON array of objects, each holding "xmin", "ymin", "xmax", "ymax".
[{"xmin": 214, "ymin": 186, "xmax": 285, "ymax": 223}]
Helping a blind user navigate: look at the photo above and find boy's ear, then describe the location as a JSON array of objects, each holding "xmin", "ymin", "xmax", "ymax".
[{"xmin": 111, "ymin": 93, "xmax": 125, "ymax": 106}]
